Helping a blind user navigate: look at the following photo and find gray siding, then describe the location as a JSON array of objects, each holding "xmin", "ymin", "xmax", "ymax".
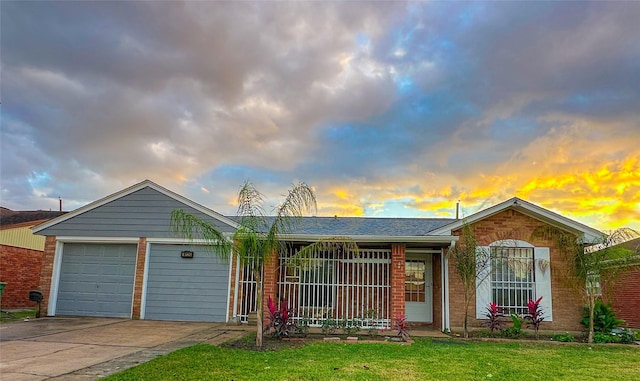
[
  {"xmin": 38, "ymin": 186, "xmax": 235, "ymax": 238},
  {"xmin": 57, "ymin": 243, "xmax": 136, "ymax": 317},
  {"xmin": 144, "ymin": 244, "xmax": 230, "ymax": 322}
]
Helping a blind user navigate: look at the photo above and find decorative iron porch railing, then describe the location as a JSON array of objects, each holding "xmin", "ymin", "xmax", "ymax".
[{"xmin": 278, "ymin": 247, "xmax": 391, "ymax": 329}]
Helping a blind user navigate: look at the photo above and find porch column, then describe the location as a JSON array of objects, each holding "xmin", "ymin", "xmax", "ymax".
[
  {"xmin": 262, "ymin": 252, "xmax": 279, "ymax": 324},
  {"xmin": 131, "ymin": 237, "xmax": 147, "ymax": 319},
  {"xmin": 391, "ymin": 244, "xmax": 406, "ymax": 326},
  {"xmin": 39, "ymin": 236, "xmax": 57, "ymax": 316}
]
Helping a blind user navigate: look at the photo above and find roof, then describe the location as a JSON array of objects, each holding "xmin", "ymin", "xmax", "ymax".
[
  {"xmin": 231, "ymin": 216, "xmax": 455, "ymax": 237},
  {"xmin": 0, "ymin": 207, "xmax": 66, "ymax": 227},
  {"xmin": 31, "ymin": 180, "xmax": 239, "ymax": 234},
  {"xmin": 429, "ymin": 197, "xmax": 603, "ymax": 242}
]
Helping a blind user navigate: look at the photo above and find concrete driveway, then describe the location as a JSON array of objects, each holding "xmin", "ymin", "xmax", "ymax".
[{"xmin": 0, "ymin": 317, "xmax": 248, "ymax": 381}]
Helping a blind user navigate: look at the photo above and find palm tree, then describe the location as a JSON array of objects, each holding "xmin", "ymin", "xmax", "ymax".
[
  {"xmin": 446, "ymin": 223, "xmax": 491, "ymax": 338},
  {"xmin": 170, "ymin": 180, "xmax": 317, "ymax": 347}
]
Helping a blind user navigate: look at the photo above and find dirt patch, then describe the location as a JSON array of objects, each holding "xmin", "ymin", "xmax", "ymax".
[
  {"xmin": 221, "ymin": 333, "xmax": 412, "ymax": 351},
  {"xmin": 220, "ymin": 333, "xmax": 309, "ymax": 351}
]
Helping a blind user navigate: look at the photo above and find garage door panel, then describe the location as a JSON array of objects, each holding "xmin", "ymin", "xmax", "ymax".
[
  {"xmin": 56, "ymin": 243, "xmax": 136, "ymax": 318},
  {"xmin": 147, "ymin": 284, "xmax": 228, "ymax": 293},
  {"xmin": 145, "ymin": 244, "xmax": 230, "ymax": 322}
]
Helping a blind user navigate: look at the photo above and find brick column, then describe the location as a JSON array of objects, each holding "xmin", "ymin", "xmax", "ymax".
[
  {"xmin": 131, "ymin": 237, "xmax": 147, "ymax": 319},
  {"xmin": 261, "ymin": 252, "xmax": 279, "ymax": 324},
  {"xmin": 39, "ymin": 236, "xmax": 57, "ymax": 316},
  {"xmin": 391, "ymin": 244, "xmax": 406, "ymax": 326},
  {"xmin": 227, "ymin": 253, "xmax": 238, "ymax": 320}
]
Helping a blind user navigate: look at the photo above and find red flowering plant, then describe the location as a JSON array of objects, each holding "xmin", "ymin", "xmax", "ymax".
[
  {"xmin": 485, "ymin": 302, "xmax": 503, "ymax": 334},
  {"xmin": 395, "ymin": 314, "xmax": 410, "ymax": 341},
  {"xmin": 265, "ymin": 296, "xmax": 296, "ymax": 339},
  {"xmin": 525, "ymin": 296, "xmax": 545, "ymax": 339}
]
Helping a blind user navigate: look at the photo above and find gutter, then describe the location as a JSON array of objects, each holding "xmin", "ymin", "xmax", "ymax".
[{"xmin": 275, "ymin": 234, "xmax": 459, "ymax": 244}]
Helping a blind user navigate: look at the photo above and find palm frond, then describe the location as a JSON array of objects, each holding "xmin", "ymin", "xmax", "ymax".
[
  {"xmin": 266, "ymin": 182, "xmax": 317, "ymax": 255},
  {"xmin": 170, "ymin": 209, "xmax": 233, "ymax": 260},
  {"xmin": 286, "ymin": 237, "xmax": 359, "ymax": 269},
  {"xmin": 237, "ymin": 181, "xmax": 266, "ymax": 221}
]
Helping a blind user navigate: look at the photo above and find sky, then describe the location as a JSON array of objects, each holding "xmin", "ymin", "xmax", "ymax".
[{"xmin": 1, "ymin": 1, "xmax": 639, "ymax": 232}]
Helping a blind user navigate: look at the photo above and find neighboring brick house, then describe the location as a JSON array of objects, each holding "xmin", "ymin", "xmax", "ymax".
[
  {"xmin": 32, "ymin": 180, "xmax": 604, "ymax": 333},
  {"xmin": 602, "ymin": 238, "xmax": 640, "ymax": 329},
  {"xmin": 0, "ymin": 209, "xmax": 65, "ymax": 308}
]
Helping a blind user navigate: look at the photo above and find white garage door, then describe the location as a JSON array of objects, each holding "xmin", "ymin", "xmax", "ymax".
[
  {"xmin": 56, "ymin": 243, "xmax": 136, "ymax": 317},
  {"xmin": 144, "ymin": 244, "xmax": 230, "ymax": 322}
]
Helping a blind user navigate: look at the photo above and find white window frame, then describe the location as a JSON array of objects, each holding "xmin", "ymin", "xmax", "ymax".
[{"xmin": 476, "ymin": 240, "xmax": 553, "ymax": 321}]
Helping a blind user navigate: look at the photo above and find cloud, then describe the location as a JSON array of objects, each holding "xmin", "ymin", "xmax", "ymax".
[{"xmin": 1, "ymin": 1, "xmax": 639, "ymax": 232}]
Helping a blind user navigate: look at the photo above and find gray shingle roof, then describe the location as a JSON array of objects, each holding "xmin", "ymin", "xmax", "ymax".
[{"xmin": 227, "ymin": 216, "xmax": 456, "ymax": 236}]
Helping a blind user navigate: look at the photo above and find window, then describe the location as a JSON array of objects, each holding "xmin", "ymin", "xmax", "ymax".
[
  {"xmin": 490, "ymin": 246, "xmax": 535, "ymax": 316},
  {"xmin": 405, "ymin": 259, "xmax": 426, "ymax": 302}
]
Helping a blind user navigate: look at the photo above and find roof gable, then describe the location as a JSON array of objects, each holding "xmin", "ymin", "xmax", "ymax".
[
  {"xmin": 428, "ymin": 197, "xmax": 603, "ymax": 242},
  {"xmin": 32, "ymin": 180, "xmax": 238, "ymax": 235}
]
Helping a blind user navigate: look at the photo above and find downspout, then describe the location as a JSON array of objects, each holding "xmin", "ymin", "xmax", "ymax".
[
  {"xmin": 441, "ymin": 248, "xmax": 446, "ymax": 332},
  {"xmin": 232, "ymin": 253, "xmax": 240, "ymax": 318},
  {"xmin": 444, "ymin": 241, "xmax": 454, "ymax": 332}
]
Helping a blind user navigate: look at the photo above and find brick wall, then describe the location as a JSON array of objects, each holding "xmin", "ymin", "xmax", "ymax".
[
  {"xmin": 131, "ymin": 237, "xmax": 147, "ymax": 318},
  {"xmin": 604, "ymin": 268, "xmax": 640, "ymax": 329},
  {"xmin": 0, "ymin": 244, "xmax": 44, "ymax": 308},
  {"xmin": 262, "ymin": 253, "xmax": 279, "ymax": 324},
  {"xmin": 39, "ymin": 236, "xmax": 57, "ymax": 316},
  {"xmin": 391, "ymin": 244, "xmax": 406, "ymax": 326},
  {"xmin": 448, "ymin": 210, "xmax": 584, "ymax": 332}
]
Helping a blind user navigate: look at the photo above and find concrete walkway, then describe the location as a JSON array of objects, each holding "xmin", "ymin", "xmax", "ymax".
[{"xmin": 0, "ymin": 317, "xmax": 249, "ymax": 381}]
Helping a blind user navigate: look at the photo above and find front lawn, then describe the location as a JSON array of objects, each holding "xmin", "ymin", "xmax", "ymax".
[{"xmin": 105, "ymin": 336, "xmax": 640, "ymax": 380}]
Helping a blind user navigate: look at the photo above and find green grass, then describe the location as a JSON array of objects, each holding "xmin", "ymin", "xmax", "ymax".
[
  {"xmin": 0, "ymin": 309, "xmax": 36, "ymax": 323},
  {"xmin": 105, "ymin": 336, "xmax": 640, "ymax": 381}
]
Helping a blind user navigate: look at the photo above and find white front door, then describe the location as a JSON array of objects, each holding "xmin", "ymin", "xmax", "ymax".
[{"xmin": 405, "ymin": 255, "xmax": 433, "ymax": 323}]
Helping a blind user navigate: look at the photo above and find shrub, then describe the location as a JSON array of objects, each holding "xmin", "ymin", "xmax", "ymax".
[
  {"xmin": 321, "ymin": 318, "xmax": 338, "ymax": 336},
  {"xmin": 485, "ymin": 302, "xmax": 502, "ymax": 333},
  {"xmin": 501, "ymin": 327, "xmax": 524, "ymax": 339},
  {"xmin": 525, "ymin": 296, "xmax": 545, "ymax": 339},
  {"xmin": 581, "ymin": 300, "xmax": 624, "ymax": 333},
  {"xmin": 593, "ymin": 332, "xmax": 616, "ymax": 344},
  {"xmin": 341, "ymin": 319, "xmax": 361, "ymax": 336},
  {"xmin": 265, "ymin": 296, "xmax": 296, "ymax": 339},
  {"xmin": 500, "ymin": 313, "xmax": 523, "ymax": 339},
  {"xmin": 395, "ymin": 314, "xmax": 410, "ymax": 341},
  {"xmin": 295, "ymin": 318, "xmax": 310, "ymax": 337},
  {"xmin": 611, "ymin": 328, "xmax": 636, "ymax": 344},
  {"xmin": 366, "ymin": 328, "xmax": 379, "ymax": 338},
  {"xmin": 551, "ymin": 333, "xmax": 575, "ymax": 342}
]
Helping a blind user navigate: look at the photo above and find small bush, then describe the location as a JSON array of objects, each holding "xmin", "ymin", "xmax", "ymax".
[
  {"xmin": 395, "ymin": 314, "xmax": 410, "ymax": 341},
  {"xmin": 341, "ymin": 319, "xmax": 361, "ymax": 336},
  {"xmin": 551, "ymin": 333, "xmax": 575, "ymax": 342},
  {"xmin": 525, "ymin": 297, "xmax": 545, "ymax": 339},
  {"xmin": 295, "ymin": 318, "xmax": 310, "ymax": 337},
  {"xmin": 473, "ymin": 329, "xmax": 495, "ymax": 338},
  {"xmin": 593, "ymin": 332, "xmax": 617, "ymax": 344},
  {"xmin": 485, "ymin": 302, "xmax": 502, "ymax": 333},
  {"xmin": 581, "ymin": 300, "xmax": 624, "ymax": 333},
  {"xmin": 612, "ymin": 328, "xmax": 636, "ymax": 344},
  {"xmin": 366, "ymin": 328, "xmax": 379, "ymax": 338},
  {"xmin": 265, "ymin": 296, "xmax": 296, "ymax": 339},
  {"xmin": 501, "ymin": 327, "xmax": 524, "ymax": 339},
  {"xmin": 321, "ymin": 318, "xmax": 337, "ymax": 336}
]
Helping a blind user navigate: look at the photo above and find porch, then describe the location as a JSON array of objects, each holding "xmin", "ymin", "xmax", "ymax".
[{"xmin": 230, "ymin": 243, "xmax": 449, "ymax": 331}]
